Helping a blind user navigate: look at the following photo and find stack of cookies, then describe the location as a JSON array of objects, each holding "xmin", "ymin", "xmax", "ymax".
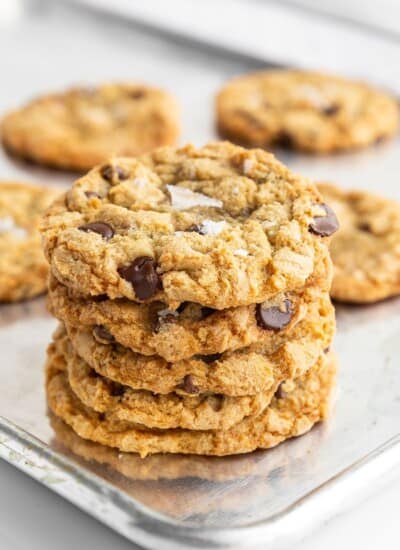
[{"xmin": 42, "ymin": 142, "xmax": 338, "ymax": 457}]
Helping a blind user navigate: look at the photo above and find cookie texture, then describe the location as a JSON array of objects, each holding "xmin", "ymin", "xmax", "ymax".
[
  {"xmin": 60, "ymin": 286, "xmax": 334, "ymax": 397},
  {"xmin": 41, "ymin": 142, "xmax": 336, "ymax": 309},
  {"xmin": 0, "ymin": 181, "xmax": 60, "ymax": 302},
  {"xmin": 2, "ymin": 83, "xmax": 180, "ymax": 171},
  {"xmin": 64, "ymin": 339, "xmax": 278, "ymax": 431},
  {"xmin": 216, "ymin": 70, "xmax": 399, "ymax": 153},
  {"xmin": 46, "ymin": 339, "xmax": 337, "ymax": 456},
  {"xmin": 318, "ymin": 182, "xmax": 400, "ymax": 303},
  {"xmin": 48, "ymin": 246, "xmax": 332, "ymax": 360}
]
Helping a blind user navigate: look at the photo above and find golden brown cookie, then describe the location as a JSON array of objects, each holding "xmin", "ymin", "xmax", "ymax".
[
  {"xmin": 216, "ymin": 70, "xmax": 399, "ymax": 153},
  {"xmin": 65, "ymin": 341, "xmax": 277, "ymax": 431},
  {"xmin": 47, "ymin": 246, "xmax": 332, "ymax": 361},
  {"xmin": 46, "ymin": 339, "xmax": 337, "ymax": 456},
  {"xmin": 60, "ymin": 286, "xmax": 334, "ymax": 397},
  {"xmin": 51, "ymin": 414, "xmax": 288, "ymax": 482},
  {"xmin": 41, "ymin": 142, "xmax": 337, "ymax": 309},
  {"xmin": 2, "ymin": 83, "xmax": 180, "ymax": 171},
  {"xmin": 318, "ymin": 182, "xmax": 400, "ymax": 303},
  {"xmin": 0, "ymin": 181, "xmax": 60, "ymax": 302}
]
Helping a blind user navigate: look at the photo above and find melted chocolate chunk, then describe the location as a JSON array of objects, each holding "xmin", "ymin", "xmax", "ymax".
[
  {"xmin": 118, "ymin": 256, "xmax": 161, "ymax": 300},
  {"xmin": 309, "ymin": 203, "xmax": 339, "ymax": 237},
  {"xmin": 200, "ymin": 306, "xmax": 215, "ymax": 319},
  {"xmin": 256, "ymin": 299, "xmax": 293, "ymax": 331},
  {"xmin": 92, "ymin": 294, "xmax": 108, "ymax": 303},
  {"xmin": 322, "ymin": 104, "xmax": 340, "ymax": 116},
  {"xmin": 100, "ymin": 164, "xmax": 129, "ymax": 183},
  {"xmin": 177, "ymin": 374, "xmax": 199, "ymax": 394},
  {"xmin": 358, "ymin": 222, "xmax": 371, "ymax": 232},
  {"xmin": 93, "ymin": 325, "xmax": 115, "ymax": 344},
  {"xmin": 78, "ymin": 222, "xmax": 114, "ymax": 240},
  {"xmin": 195, "ymin": 353, "xmax": 222, "ymax": 364}
]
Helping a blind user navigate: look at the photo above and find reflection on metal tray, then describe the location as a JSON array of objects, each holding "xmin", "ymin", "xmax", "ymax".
[{"xmin": 1, "ymin": 1, "xmax": 400, "ymax": 549}]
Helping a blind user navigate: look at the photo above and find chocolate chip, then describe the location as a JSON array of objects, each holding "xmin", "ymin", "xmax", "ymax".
[
  {"xmin": 92, "ymin": 294, "xmax": 108, "ymax": 302},
  {"xmin": 78, "ymin": 222, "xmax": 114, "ymax": 240},
  {"xmin": 85, "ymin": 191, "xmax": 102, "ymax": 199},
  {"xmin": 358, "ymin": 222, "xmax": 371, "ymax": 232},
  {"xmin": 154, "ymin": 308, "xmax": 179, "ymax": 333},
  {"xmin": 129, "ymin": 89, "xmax": 146, "ymax": 99},
  {"xmin": 100, "ymin": 164, "xmax": 129, "ymax": 183},
  {"xmin": 109, "ymin": 382, "xmax": 125, "ymax": 397},
  {"xmin": 177, "ymin": 302, "xmax": 188, "ymax": 314},
  {"xmin": 194, "ymin": 353, "xmax": 222, "ymax": 364},
  {"xmin": 93, "ymin": 325, "xmax": 115, "ymax": 344},
  {"xmin": 118, "ymin": 256, "xmax": 161, "ymax": 300},
  {"xmin": 177, "ymin": 374, "xmax": 199, "ymax": 394},
  {"xmin": 200, "ymin": 307, "xmax": 215, "ymax": 319},
  {"xmin": 275, "ymin": 383, "xmax": 288, "ymax": 400},
  {"xmin": 309, "ymin": 204, "xmax": 339, "ymax": 237},
  {"xmin": 98, "ymin": 412, "xmax": 106, "ymax": 421},
  {"xmin": 88, "ymin": 369, "xmax": 99, "ymax": 379},
  {"xmin": 324, "ymin": 347, "xmax": 330, "ymax": 354},
  {"xmin": 187, "ymin": 224, "xmax": 205, "ymax": 234},
  {"xmin": 256, "ymin": 299, "xmax": 293, "ymax": 331},
  {"xmin": 276, "ymin": 131, "xmax": 294, "ymax": 149},
  {"xmin": 322, "ymin": 104, "xmax": 340, "ymax": 116}
]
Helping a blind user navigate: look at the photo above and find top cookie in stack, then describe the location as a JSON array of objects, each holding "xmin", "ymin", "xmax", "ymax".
[
  {"xmin": 43, "ymin": 142, "xmax": 338, "ymax": 456},
  {"xmin": 41, "ymin": 142, "xmax": 336, "ymax": 309}
]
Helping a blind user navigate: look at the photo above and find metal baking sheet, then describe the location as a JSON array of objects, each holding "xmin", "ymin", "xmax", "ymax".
[{"xmin": 1, "ymin": 1, "xmax": 400, "ymax": 549}]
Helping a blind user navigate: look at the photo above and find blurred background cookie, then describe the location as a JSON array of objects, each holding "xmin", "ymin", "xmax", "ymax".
[
  {"xmin": 0, "ymin": 181, "xmax": 60, "ymax": 302},
  {"xmin": 1, "ymin": 83, "xmax": 180, "ymax": 171},
  {"xmin": 318, "ymin": 182, "xmax": 400, "ymax": 303},
  {"xmin": 216, "ymin": 70, "xmax": 399, "ymax": 153}
]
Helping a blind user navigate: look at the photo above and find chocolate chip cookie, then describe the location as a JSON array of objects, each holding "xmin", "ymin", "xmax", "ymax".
[
  {"xmin": 318, "ymin": 182, "xmax": 400, "ymax": 303},
  {"xmin": 41, "ymin": 142, "xmax": 337, "ymax": 309},
  {"xmin": 0, "ymin": 181, "xmax": 60, "ymax": 302},
  {"xmin": 2, "ymin": 83, "xmax": 180, "ymax": 171},
  {"xmin": 216, "ymin": 70, "xmax": 399, "ymax": 153},
  {"xmin": 48, "ymin": 243, "xmax": 331, "ymax": 361},
  {"xmin": 59, "ymin": 286, "xmax": 334, "ymax": 396},
  {"xmin": 64, "ymin": 337, "xmax": 279, "ymax": 431},
  {"xmin": 46, "ymin": 338, "xmax": 337, "ymax": 456}
]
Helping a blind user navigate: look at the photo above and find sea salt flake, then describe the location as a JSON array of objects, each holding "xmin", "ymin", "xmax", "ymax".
[
  {"xmin": 234, "ymin": 248, "xmax": 249, "ymax": 257},
  {"xmin": 167, "ymin": 185, "xmax": 223, "ymax": 210},
  {"xmin": 198, "ymin": 220, "xmax": 227, "ymax": 236},
  {"xmin": 242, "ymin": 159, "xmax": 254, "ymax": 175}
]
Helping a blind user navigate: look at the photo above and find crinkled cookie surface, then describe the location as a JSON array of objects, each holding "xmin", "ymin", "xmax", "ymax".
[
  {"xmin": 2, "ymin": 83, "xmax": 179, "ymax": 171},
  {"xmin": 217, "ymin": 70, "xmax": 399, "ymax": 152},
  {"xmin": 42, "ymin": 142, "xmax": 337, "ymax": 309}
]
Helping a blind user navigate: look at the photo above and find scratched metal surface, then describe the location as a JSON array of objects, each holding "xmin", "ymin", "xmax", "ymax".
[{"xmin": 0, "ymin": 1, "xmax": 400, "ymax": 549}]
